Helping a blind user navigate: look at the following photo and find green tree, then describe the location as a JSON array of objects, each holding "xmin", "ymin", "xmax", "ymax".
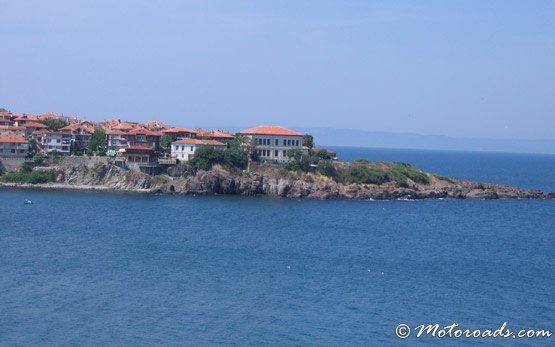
[
  {"xmin": 28, "ymin": 138, "xmax": 39, "ymax": 157},
  {"xmin": 20, "ymin": 162, "xmax": 34, "ymax": 173},
  {"xmin": 189, "ymin": 145, "xmax": 225, "ymax": 170},
  {"xmin": 32, "ymin": 154, "xmax": 45, "ymax": 165},
  {"xmin": 88, "ymin": 127, "xmax": 106, "ymax": 154},
  {"xmin": 302, "ymin": 134, "xmax": 314, "ymax": 149},
  {"xmin": 0, "ymin": 107, "xmax": 9, "ymax": 113},
  {"xmin": 189, "ymin": 138, "xmax": 249, "ymax": 171},
  {"xmin": 160, "ymin": 134, "xmax": 173, "ymax": 151},
  {"xmin": 40, "ymin": 118, "xmax": 68, "ymax": 131},
  {"xmin": 312, "ymin": 150, "xmax": 332, "ymax": 160}
]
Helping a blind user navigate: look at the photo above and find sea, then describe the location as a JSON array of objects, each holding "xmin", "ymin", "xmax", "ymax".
[{"xmin": 1, "ymin": 147, "xmax": 554, "ymax": 346}]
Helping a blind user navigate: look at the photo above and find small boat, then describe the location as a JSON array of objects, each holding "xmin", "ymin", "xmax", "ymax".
[{"xmin": 24, "ymin": 200, "xmax": 33, "ymax": 205}]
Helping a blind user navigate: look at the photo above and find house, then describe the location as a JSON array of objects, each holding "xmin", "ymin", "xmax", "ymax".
[
  {"xmin": 106, "ymin": 130, "xmax": 128, "ymax": 149},
  {"xmin": 144, "ymin": 120, "xmax": 168, "ymax": 132},
  {"xmin": 0, "ymin": 112, "xmax": 14, "ymax": 126},
  {"xmin": 0, "ymin": 125, "xmax": 26, "ymax": 136},
  {"xmin": 125, "ymin": 128, "xmax": 162, "ymax": 149},
  {"xmin": 59, "ymin": 122, "xmax": 95, "ymax": 152},
  {"xmin": 162, "ymin": 127, "xmax": 198, "ymax": 141},
  {"xmin": 13, "ymin": 114, "xmax": 39, "ymax": 126},
  {"xmin": 23, "ymin": 122, "xmax": 48, "ymax": 137},
  {"xmin": 37, "ymin": 113, "xmax": 64, "ymax": 121},
  {"xmin": 111, "ymin": 122, "xmax": 137, "ymax": 133},
  {"xmin": 122, "ymin": 145, "xmax": 155, "ymax": 164},
  {"xmin": 0, "ymin": 134, "xmax": 29, "ymax": 158},
  {"xmin": 42, "ymin": 131, "xmax": 72, "ymax": 154},
  {"xmin": 171, "ymin": 138, "xmax": 227, "ymax": 161},
  {"xmin": 239, "ymin": 125, "xmax": 303, "ymax": 162}
]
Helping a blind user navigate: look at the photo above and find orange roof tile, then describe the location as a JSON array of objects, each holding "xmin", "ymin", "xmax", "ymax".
[
  {"xmin": 0, "ymin": 134, "xmax": 28, "ymax": 143},
  {"xmin": 24, "ymin": 122, "xmax": 48, "ymax": 129},
  {"xmin": 196, "ymin": 129, "xmax": 235, "ymax": 139},
  {"xmin": 127, "ymin": 128, "xmax": 162, "ymax": 136},
  {"xmin": 162, "ymin": 127, "xmax": 198, "ymax": 134},
  {"xmin": 239, "ymin": 125, "xmax": 303, "ymax": 136},
  {"xmin": 0, "ymin": 125, "xmax": 26, "ymax": 131}
]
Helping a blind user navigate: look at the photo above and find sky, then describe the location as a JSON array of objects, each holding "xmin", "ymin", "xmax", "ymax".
[{"xmin": 1, "ymin": 0, "xmax": 554, "ymax": 140}]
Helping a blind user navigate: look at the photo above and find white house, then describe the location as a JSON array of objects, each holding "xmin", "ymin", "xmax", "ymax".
[
  {"xmin": 239, "ymin": 125, "xmax": 303, "ymax": 162},
  {"xmin": 171, "ymin": 138, "xmax": 227, "ymax": 161},
  {"xmin": 42, "ymin": 131, "xmax": 72, "ymax": 154}
]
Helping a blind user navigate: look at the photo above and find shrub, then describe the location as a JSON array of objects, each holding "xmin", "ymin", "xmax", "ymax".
[
  {"xmin": 340, "ymin": 164, "xmax": 388, "ymax": 185},
  {"xmin": 33, "ymin": 154, "xmax": 45, "ymax": 165},
  {"xmin": 190, "ymin": 139, "xmax": 249, "ymax": 171},
  {"xmin": 40, "ymin": 118, "xmax": 68, "ymax": 131},
  {"xmin": 0, "ymin": 170, "xmax": 56, "ymax": 184},
  {"xmin": 434, "ymin": 174, "xmax": 454, "ymax": 183},
  {"xmin": 388, "ymin": 163, "xmax": 430, "ymax": 185},
  {"xmin": 20, "ymin": 162, "xmax": 34, "ymax": 173}
]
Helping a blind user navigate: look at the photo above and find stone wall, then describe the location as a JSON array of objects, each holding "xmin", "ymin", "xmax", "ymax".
[{"xmin": 0, "ymin": 157, "xmax": 26, "ymax": 172}]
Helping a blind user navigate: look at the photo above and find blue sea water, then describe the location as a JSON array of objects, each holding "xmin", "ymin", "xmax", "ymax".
[{"xmin": 1, "ymin": 147, "xmax": 554, "ymax": 346}]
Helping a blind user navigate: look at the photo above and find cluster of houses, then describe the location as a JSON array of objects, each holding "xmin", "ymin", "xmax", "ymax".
[{"xmin": 0, "ymin": 110, "xmax": 336, "ymax": 170}]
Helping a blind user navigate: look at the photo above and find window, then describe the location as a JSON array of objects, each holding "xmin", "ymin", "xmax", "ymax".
[
  {"xmin": 283, "ymin": 139, "xmax": 286, "ymax": 146},
  {"xmin": 287, "ymin": 139, "xmax": 291, "ymax": 146},
  {"xmin": 295, "ymin": 140, "xmax": 299, "ymax": 146},
  {"xmin": 275, "ymin": 139, "xmax": 279, "ymax": 146},
  {"xmin": 190, "ymin": 146, "xmax": 193, "ymax": 151},
  {"xmin": 274, "ymin": 150, "xmax": 278, "ymax": 157},
  {"xmin": 56, "ymin": 139, "xmax": 61, "ymax": 143},
  {"xmin": 283, "ymin": 150, "xmax": 287, "ymax": 157}
]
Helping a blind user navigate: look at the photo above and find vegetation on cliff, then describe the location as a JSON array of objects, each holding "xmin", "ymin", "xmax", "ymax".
[
  {"xmin": 282, "ymin": 150, "xmax": 431, "ymax": 187},
  {"xmin": 0, "ymin": 170, "xmax": 57, "ymax": 184},
  {"xmin": 189, "ymin": 137, "xmax": 249, "ymax": 171}
]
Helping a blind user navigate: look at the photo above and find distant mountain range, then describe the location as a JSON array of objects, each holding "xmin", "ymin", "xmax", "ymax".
[
  {"xmin": 195, "ymin": 124, "xmax": 554, "ymax": 155},
  {"xmin": 296, "ymin": 128, "xmax": 555, "ymax": 155}
]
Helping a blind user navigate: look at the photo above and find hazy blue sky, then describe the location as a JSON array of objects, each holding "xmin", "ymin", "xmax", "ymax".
[{"xmin": 1, "ymin": 1, "xmax": 553, "ymax": 139}]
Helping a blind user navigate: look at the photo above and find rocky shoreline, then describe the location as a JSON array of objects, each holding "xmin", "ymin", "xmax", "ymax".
[{"xmin": 1, "ymin": 160, "xmax": 553, "ymax": 200}]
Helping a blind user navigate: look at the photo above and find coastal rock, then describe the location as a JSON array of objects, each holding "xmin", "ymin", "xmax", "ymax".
[{"xmin": 3, "ymin": 160, "xmax": 554, "ymax": 201}]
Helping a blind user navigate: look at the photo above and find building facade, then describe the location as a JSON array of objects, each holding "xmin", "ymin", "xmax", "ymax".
[
  {"xmin": 171, "ymin": 138, "xmax": 226, "ymax": 161},
  {"xmin": 42, "ymin": 131, "xmax": 72, "ymax": 154},
  {"xmin": 0, "ymin": 134, "xmax": 29, "ymax": 158},
  {"xmin": 239, "ymin": 125, "xmax": 303, "ymax": 162}
]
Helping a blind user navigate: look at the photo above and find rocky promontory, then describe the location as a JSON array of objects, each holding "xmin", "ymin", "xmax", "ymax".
[{"xmin": 1, "ymin": 157, "xmax": 553, "ymax": 200}]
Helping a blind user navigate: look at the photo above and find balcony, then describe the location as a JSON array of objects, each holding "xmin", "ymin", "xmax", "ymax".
[{"xmin": 158, "ymin": 158, "xmax": 176, "ymax": 165}]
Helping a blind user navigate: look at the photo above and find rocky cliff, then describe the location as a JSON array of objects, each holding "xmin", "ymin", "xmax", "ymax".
[{"xmin": 4, "ymin": 159, "xmax": 552, "ymax": 200}]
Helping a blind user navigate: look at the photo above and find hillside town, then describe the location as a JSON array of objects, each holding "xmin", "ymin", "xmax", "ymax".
[{"xmin": 0, "ymin": 109, "xmax": 336, "ymax": 173}]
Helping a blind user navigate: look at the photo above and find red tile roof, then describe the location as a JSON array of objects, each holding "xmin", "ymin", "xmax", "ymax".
[
  {"xmin": 37, "ymin": 113, "xmax": 63, "ymax": 120},
  {"xmin": 240, "ymin": 125, "xmax": 303, "ymax": 136},
  {"xmin": 144, "ymin": 120, "xmax": 168, "ymax": 130},
  {"xmin": 112, "ymin": 123, "xmax": 136, "ymax": 130},
  {"xmin": 0, "ymin": 134, "xmax": 28, "ymax": 144},
  {"xmin": 24, "ymin": 122, "xmax": 48, "ymax": 129},
  {"xmin": 196, "ymin": 129, "xmax": 235, "ymax": 139},
  {"xmin": 162, "ymin": 127, "xmax": 198, "ymax": 134},
  {"xmin": 0, "ymin": 125, "xmax": 26, "ymax": 131},
  {"xmin": 127, "ymin": 128, "xmax": 162, "ymax": 136},
  {"xmin": 173, "ymin": 138, "xmax": 226, "ymax": 146}
]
